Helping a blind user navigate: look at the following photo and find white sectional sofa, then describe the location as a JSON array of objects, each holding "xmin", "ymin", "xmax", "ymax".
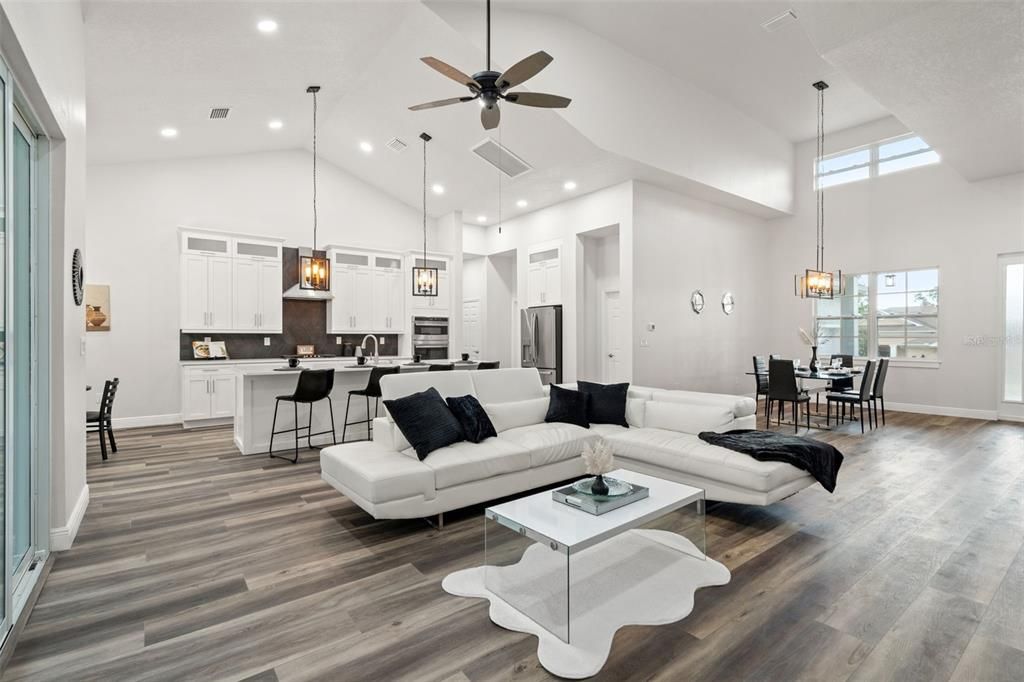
[{"xmin": 319, "ymin": 368, "xmax": 816, "ymax": 520}]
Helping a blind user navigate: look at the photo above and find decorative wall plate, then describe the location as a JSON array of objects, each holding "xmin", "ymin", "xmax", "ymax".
[
  {"xmin": 721, "ymin": 291, "xmax": 735, "ymax": 315},
  {"xmin": 690, "ymin": 290, "xmax": 705, "ymax": 314},
  {"xmin": 71, "ymin": 248, "xmax": 84, "ymax": 306}
]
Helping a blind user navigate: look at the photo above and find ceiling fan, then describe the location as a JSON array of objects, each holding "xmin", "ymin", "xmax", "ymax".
[{"xmin": 409, "ymin": 0, "xmax": 571, "ymax": 130}]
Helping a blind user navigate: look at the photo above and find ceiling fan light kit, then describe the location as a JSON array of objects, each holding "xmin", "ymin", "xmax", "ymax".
[{"xmin": 409, "ymin": 0, "xmax": 571, "ymax": 130}]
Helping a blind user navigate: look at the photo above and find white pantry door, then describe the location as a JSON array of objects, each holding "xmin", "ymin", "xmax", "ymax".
[
  {"xmin": 463, "ymin": 299, "xmax": 482, "ymax": 359},
  {"xmin": 603, "ymin": 290, "xmax": 626, "ymax": 382}
]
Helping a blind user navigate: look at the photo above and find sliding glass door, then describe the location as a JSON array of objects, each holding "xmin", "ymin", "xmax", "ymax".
[{"xmin": 1000, "ymin": 253, "xmax": 1024, "ymax": 421}]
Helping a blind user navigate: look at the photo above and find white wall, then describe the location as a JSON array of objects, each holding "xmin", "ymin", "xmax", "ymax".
[
  {"xmin": 768, "ymin": 117, "xmax": 1024, "ymax": 418},
  {"xmin": 2, "ymin": 0, "xmax": 89, "ymax": 549},
  {"xmin": 85, "ymin": 150, "xmax": 441, "ymax": 422},
  {"xmin": 478, "ymin": 182, "xmax": 635, "ymax": 382},
  {"xmin": 632, "ymin": 182, "xmax": 772, "ymax": 396}
]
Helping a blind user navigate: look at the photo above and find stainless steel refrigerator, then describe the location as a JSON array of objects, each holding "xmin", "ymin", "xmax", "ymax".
[{"xmin": 521, "ymin": 305, "xmax": 563, "ymax": 385}]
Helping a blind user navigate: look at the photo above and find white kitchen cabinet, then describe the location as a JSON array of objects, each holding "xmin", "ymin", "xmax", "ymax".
[
  {"xmin": 180, "ymin": 253, "xmax": 234, "ymax": 331},
  {"xmin": 182, "ymin": 367, "xmax": 236, "ymax": 425},
  {"xmin": 372, "ymin": 256, "xmax": 405, "ymax": 331},
  {"xmin": 527, "ymin": 247, "xmax": 561, "ymax": 306},
  {"xmin": 328, "ymin": 251, "xmax": 374, "ymax": 333},
  {"xmin": 232, "ymin": 259, "xmax": 282, "ymax": 332}
]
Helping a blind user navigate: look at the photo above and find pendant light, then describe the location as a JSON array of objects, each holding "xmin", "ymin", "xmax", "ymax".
[
  {"xmin": 299, "ymin": 85, "xmax": 330, "ymax": 293},
  {"xmin": 794, "ymin": 80, "xmax": 844, "ymax": 299},
  {"xmin": 412, "ymin": 132, "xmax": 438, "ymax": 296}
]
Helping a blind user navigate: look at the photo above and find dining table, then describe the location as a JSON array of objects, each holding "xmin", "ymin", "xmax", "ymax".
[{"xmin": 746, "ymin": 367, "xmax": 863, "ymax": 430}]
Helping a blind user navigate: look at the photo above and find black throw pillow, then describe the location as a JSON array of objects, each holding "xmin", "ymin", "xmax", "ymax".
[
  {"xmin": 384, "ymin": 387, "xmax": 464, "ymax": 460},
  {"xmin": 446, "ymin": 395, "xmax": 497, "ymax": 444},
  {"xmin": 577, "ymin": 380, "xmax": 630, "ymax": 427},
  {"xmin": 545, "ymin": 384, "xmax": 590, "ymax": 428}
]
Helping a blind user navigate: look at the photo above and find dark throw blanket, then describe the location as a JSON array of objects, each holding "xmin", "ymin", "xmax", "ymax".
[{"xmin": 698, "ymin": 429, "xmax": 844, "ymax": 493}]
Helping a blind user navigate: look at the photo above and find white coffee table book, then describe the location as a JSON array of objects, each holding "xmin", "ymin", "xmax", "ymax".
[{"xmin": 442, "ymin": 469, "xmax": 731, "ymax": 679}]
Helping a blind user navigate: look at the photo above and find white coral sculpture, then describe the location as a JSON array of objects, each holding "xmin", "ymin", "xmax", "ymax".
[{"xmin": 581, "ymin": 439, "xmax": 615, "ymax": 476}]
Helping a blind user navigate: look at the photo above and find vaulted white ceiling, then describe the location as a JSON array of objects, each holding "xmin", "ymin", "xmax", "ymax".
[{"xmin": 82, "ymin": 0, "xmax": 1022, "ymax": 225}]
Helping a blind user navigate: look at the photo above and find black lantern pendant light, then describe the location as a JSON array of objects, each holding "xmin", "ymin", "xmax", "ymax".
[
  {"xmin": 795, "ymin": 80, "xmax": 844, "ymax": 299},
  {"xmin": 412, "ymin": 132, "xmax": 438, "ymax": 296},
  {"xmin": 299, "ymin": 85, "xmax": 330, "ymax": 293}
]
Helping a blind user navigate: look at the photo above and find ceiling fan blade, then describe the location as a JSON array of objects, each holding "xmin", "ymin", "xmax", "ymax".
[
  {"xmin": 420, "ymin": 57, "xmax": 480, "ymax": 90},
  {"xmin": 409, "ymin": 96, "xmax": 475, "ymax": 111},
  {"xmin": 504, "ymin": 92, "xmax": 571, "ymax": 108},
  {"xmin": 497, "ymin": 51, "xmax": 553, "ymax": 89},
  {"xmin": 481, "ymin": 104, "xmax": 500, "ymax": 130}
]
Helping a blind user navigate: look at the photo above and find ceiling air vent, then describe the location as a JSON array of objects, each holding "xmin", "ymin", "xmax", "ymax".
[
  {"xmin": 471, "ymin": 138, "xmax": 532, "ymax": 179},
  {"xmin": 385, "ymin": 137, "xmax": 408, "ymax": 153},
  {"xmin": 762, "ymin": 10, "xmax": 798, "ymax": 32},
  {"xmin": 209, "ymin": 107, "xmax": 230, "ymax": 119}
]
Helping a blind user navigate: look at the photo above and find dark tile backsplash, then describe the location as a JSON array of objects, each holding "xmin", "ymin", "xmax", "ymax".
[{"xmin": 180, "ymin": 247, "xmax": 401, "ymax": 361}]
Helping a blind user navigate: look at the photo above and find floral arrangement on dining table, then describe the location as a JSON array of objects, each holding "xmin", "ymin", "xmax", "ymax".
[{"xmin": 798, "ymin": 322, "xmax": 829, "ymax": 372}]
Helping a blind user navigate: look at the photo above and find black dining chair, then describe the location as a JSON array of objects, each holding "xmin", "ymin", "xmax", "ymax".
[
  {"xmin": 767, "ymin": 359, "xmax": 810, "ymax": 433},
  {"xmin": 752, "ymin": 356, "xmax": 771, "ymax": 419},
  {"xmin": 827, "ymin": 360, "xmax": 876, "ymax": 433},
  {"xmin": 476, "ymin": 361, "xmax": 500, "ymax": 370},
  {"xmin": 86, "ymin": 378, "xmax": 120, "ymax": 461},
  {"xmin": 269, "ymin": 369, "xmax": 337, "ymax": 463},
  {"xmin": 847, "ymin": 357, "xmax": 889, "ymax": 426},
  {"xmin": 829, "ymin": 354, "xmax": 855, "ymax": 392},
  {"xmin": 342, "ymin": 365, "xmax": 399, "ymax": 443},
  {"xmin": 428, "ymin": 363, "xmax": 454, "ymax": 371}
]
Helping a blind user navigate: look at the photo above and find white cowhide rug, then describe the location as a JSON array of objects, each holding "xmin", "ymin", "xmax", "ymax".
[{"xmin": 442, "ymin": 528, "xmax": 730, "ymax": 679}]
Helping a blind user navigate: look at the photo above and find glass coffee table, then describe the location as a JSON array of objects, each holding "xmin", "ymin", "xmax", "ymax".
[{"xmin": 481, "ymin": 468, "xmax": 710, "ymax": 645}]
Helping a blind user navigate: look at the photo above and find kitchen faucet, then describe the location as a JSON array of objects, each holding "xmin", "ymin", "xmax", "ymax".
[{"xmin": 360, "ymin": 334, "xmax": 379, "ymax": 361}]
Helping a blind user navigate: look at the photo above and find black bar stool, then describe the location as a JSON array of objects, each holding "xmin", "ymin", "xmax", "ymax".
[
  {"xmin": 428, "ymin": 363, "xmax": 454, "ymax": 371},
  {"xmin": 86, "ymin": 378, "xmax": 120, "ymax": 460},
  {"xmin": 269, "ymin": 369, "xmax": 337, "ymax": 463},
  {"xmin": 343, "ymin": 365, "xmax": 399, "ymax": 443},
  {"xmin": 476, "ymin": 361, "xmax": 500, "ymax": 369}
]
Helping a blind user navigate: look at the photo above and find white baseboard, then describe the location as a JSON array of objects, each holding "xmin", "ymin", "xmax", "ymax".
[
  {"xmin": 50, "ymin": 485, "xmax": 89, "ymax": 551},
  {"xmin": 885, "ymin": 402, "xmax": 997, "ymax": 421},
  {"xmin": 111, "ymin": 413, "xmax": 181, "ymax": 429}
]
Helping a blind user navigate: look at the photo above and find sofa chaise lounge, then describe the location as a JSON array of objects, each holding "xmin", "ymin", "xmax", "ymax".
[{"xmin": 319, "ymin": 368, "xmax": 817, "ymax": 521}]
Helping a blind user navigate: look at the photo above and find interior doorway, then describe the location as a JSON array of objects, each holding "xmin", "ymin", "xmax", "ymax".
[{"xmin": 999, "ymin": 253, "xmax": 1024, "ymax": 421}]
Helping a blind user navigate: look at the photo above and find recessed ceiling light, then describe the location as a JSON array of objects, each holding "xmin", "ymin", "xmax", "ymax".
[
  {"xmin": 516, "ymin": 199, "xmax": 528, "ymax": 208},
  {"xmin": 268, "ymin": 119, "xmax": 283, "ymax": 130},
  {"xmin": 160, "ymin": 127, "xmax": 178, "ymax": 138},
  {"xmin": 359, "ymin": 141, "xmax": 373, "ymax": 153},
  {"xmin": 432, "ymin": 183, "xmax": 445, "ymax": 195},
  {"xmin": 477, "ymin": 215, "xmax": 487, "ymax": 223},
  {"xmin": 563, "ymin": 180, "xmax": 577, "ymax": 191},
  {"xmin": 257, "ymin": 19, "xmax": 278, "ymax": 34}
]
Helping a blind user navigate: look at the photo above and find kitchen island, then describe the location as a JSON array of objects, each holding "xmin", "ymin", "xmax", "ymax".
[{"xmin": 232, "ymin": 358, "xmax": 476, "ymax": 455}]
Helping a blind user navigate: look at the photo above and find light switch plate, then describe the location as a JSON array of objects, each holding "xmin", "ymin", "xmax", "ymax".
[
  {"xmin": 263, "ymin": 337, "xmax": 271, "ymax": 346},
  {"xmin": 336, "ymin": 337, "xmax": 342, "ymax": 345},
  {"xmin": 640, "ymin": 338, "xmax": 649, "ymax": 348},
  {"xmin": 204, "ymin": 336, "xmax": 211, "ymax": 343}
]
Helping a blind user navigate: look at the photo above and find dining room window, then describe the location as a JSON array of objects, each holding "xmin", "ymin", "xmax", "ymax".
[
  {"xmin": 815, "ymin": 268, "xmax": 939, "ymax": 361},
  {"xmin": 815, "ymin": 133, "xmax": 939, "ymax": 189}
]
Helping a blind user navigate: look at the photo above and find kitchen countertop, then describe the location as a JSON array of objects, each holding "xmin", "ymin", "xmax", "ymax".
[
  {"xmin": 233, "ymin": 358, "xmax": 475, "ymax": 377},
  {"xmin": 180, "ymin": 356, "xmax": 409, "ymax": 367}
]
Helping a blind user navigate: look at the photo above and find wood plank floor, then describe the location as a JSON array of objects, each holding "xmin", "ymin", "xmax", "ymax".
[{"xmin": 5, "ymin": 407, "xmax": 1023, "ymax": 681}]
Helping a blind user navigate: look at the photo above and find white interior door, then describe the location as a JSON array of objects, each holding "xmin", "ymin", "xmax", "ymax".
[
  {"xmin": 999, "ymin": 253, "xmax": 1024, "ymax": 421},
  {"xmin": 603, "ymin": 290, "xmax": 626, "ymax": 382},
  {"xmin": 463, "ymin": 299, "xmax": 482, "ymax": 359}
]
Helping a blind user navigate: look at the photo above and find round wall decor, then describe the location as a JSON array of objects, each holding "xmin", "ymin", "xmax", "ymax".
[
  {"xmin": 690, "ymin": 290, "xmax": 705, "ymax": 314},
  {"xmin": 71, "ymin": 248, "xmax": 85, "ymax": 306},
  {"xmin": 721, "ymin": 291, "xmax": 735, "ymax": 315}
]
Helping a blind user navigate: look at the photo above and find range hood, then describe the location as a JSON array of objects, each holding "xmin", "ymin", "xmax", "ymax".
[{"xmin": 282, "ymin": 246, "xmax": 333, "ymax": 301}]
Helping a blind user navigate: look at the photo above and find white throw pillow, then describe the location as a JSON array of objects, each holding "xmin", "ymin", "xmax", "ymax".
[
  {"xmin": 626, "ymin": 398, "xmax": 646, "ymax": 428},
  {"xmin": 483, "ymin": 397, "xmax": 550, "ymax": 433},
  {"xmin": 644, "ymin": 401, "xmax": 734, "ymax": 435}
]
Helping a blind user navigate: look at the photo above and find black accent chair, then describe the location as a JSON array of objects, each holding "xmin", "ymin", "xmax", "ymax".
[
  {"xmin": 476, "ymin": 361, "xmax": 500, "ymax": 370},
  {"xmin": 827, "ymin": 360, "xmax": 876, "ymax": 433},
  {"xmin": 269, "ymin": 369, "xmax": 337, "ymax": 463},
  {"xmin": 342, "ymin": 365, "xmax": 399, "ymax": 443},
  {"xmin": 767, "ymin": 359, "xmax": 810, "ymax": 433},
  {"xmin": 752, "ymin": 356, "xmax": 770, "ymax": 418},
  {"xmin": 86, "ymin": 378, "xmax": 120, "ymax": 460},
  {"xmin": 428, "ymin": 363, "xmax": 454, "ymax": 371},
  {"xmin": 847, "ymin": 357, "xmax": 889, "ymax": 425}
]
